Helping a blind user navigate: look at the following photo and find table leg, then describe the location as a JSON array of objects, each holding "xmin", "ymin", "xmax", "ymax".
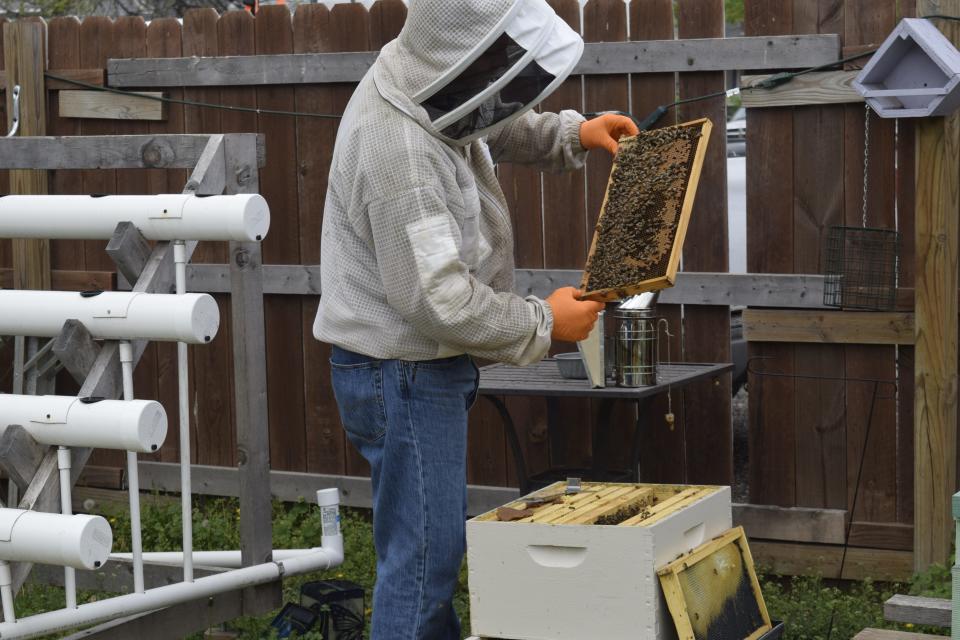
[
  {"xmin": 593, "ymin": 400, "xmax": 617, "ymax": 476},
  {"xmin": 630, "ymin": 398, "xmax": 652, "ymax": 482},
  {"xmin": 482, "ymin": 395, "xmax": 531, "ymax": 495}
]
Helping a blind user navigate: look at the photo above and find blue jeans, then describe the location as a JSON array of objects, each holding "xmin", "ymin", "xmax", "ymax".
[{"xmin": 329, "ymin": 346, "xmax": 479, "ymax": 640}]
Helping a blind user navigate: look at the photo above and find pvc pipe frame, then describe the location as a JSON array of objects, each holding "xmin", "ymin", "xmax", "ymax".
[
  {"xmin": 119, "ymin": 342, "xmax": 144, "ymax": 596},
  {"xmin": 0, "ymin": 194, "xmax": 270, "ymax": 243},
  {"xmin": 57, "ymin": 447, "xmax": 76, "ymax": 610},
  {"xmin": 174, "ymin": 241, "xmax": 194, "ymax": 584},
  {"xmin": 0, "ymin": 562, "xmax": 14, "ymax": 624},
  {"xmin": 0, "ymin": 543, "xmax": 344, "ymax": 639}
]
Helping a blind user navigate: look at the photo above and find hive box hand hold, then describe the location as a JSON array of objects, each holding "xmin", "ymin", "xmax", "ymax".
[{"xmin": 580, "ymin": 119, "xmax": 712, "ymax": 303}]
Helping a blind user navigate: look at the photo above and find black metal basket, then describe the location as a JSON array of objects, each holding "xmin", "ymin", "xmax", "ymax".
[{"xmin": 823, "ymin": 226, "xmax": 900, "ymax": 311}]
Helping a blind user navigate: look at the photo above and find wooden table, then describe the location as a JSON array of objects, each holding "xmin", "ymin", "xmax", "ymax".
[{"xmin": 478, "ymin": 359, "xmax": 733, "ymax": 493}]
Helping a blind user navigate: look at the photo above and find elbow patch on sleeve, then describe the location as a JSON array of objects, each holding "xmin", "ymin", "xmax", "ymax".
[{"xmin": 407, "ymin": 216, "xmax": 472, "ymax": 317}]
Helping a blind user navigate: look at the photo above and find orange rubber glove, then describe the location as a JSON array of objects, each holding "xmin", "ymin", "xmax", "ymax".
[
  {"xmin": 579, "ymin": 113, "xmax": 640, "ymax": 156},
  {"xmin": 545, "ymin": 287, "xmax": 605, "ymax": 343}
]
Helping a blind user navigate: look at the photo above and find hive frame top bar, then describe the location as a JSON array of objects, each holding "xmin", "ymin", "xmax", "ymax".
[{"xmin": 580, "ymin": 117, "xmax": 713, "ymax": 303}]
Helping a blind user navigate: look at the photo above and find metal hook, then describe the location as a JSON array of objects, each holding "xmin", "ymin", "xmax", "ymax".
[{"xmin": 6, "ymin": 85, "xmax": 20, "ymax": 138}]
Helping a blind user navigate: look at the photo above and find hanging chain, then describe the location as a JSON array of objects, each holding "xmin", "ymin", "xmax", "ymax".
[{"xmin": 862, "ymin": 102, "xmax": 870, "ymax": 229}]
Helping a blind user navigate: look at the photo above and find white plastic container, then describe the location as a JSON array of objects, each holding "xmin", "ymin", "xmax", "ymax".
[
  {"xmin": 466, "ymin": 483, "xmax": 732, "ymax": 640},
  {"xmin": 0, "ymin": 194, "xmax": 270, "ymax": 242},
  {"xmin": 0, "ymin": 395, "xmax": 167, "ymax": 453},
  {"xmin": 0, "ymin": 509, "xmax": 112, "ymax": 570},
  {"xmin": 0, "ymin": 290, "xmax": 220, "ymax": 344}
]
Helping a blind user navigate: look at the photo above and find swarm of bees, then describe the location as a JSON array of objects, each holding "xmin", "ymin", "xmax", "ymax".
[{"xmin": 583, "ymin": 124, "xmax": 701, "ymax": 294}]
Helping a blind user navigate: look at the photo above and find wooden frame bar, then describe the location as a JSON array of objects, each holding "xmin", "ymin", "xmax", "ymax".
[{"xmin": 106, "ymin": 35, "xmax": 842, "ymax": 87}]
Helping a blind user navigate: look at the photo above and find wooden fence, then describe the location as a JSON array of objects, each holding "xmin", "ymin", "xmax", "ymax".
[{"xmin": 0, "ymin": 0, "xmax": 937, "ymax": 577}]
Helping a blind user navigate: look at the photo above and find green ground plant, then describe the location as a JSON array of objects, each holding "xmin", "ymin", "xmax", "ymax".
[{"xmin": 12, "ymin": 496, "xmax": 954, "ymax": 638}]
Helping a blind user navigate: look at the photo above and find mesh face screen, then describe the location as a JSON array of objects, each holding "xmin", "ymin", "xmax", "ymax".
[
  {"xmin": 675, "ymin": 541, "xmax": 766, "ymax": 640},
  {"xmin": 582, "ymin": 122, "xmax": 703, "ymax": 296}
]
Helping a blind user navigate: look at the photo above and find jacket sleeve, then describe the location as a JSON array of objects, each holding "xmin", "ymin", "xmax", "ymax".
[
  {"xmin": 364, "ymin": 185, "xmax": 554, "ymax": 366},
  {"xmin": 486, "ymin": 109, "xmax": 587, "ymax": 171}
]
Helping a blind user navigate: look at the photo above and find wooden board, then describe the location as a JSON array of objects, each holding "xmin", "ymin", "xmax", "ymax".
[
  {"xmin": 741, "ymin": 71, "xmax": 862, "ymax": 108},
  {"xmin": 750, "ymin": 540, "xmax": 912, "ymax": 582},
  {"xmin": 743, "ymin": 309, "xmax": 915, "ymax": 345},
  {"xmin": 59, "ymin": 90, "xmax": 166, "ymax": 121},
  {"xmin": 853, "ymin": 630, "xmax": 946, "ymax": 640},
  {"xmin": 884, "ymin": 594, "xmax": 951, "ymax": 628},
  {"xmin": 658, "ymin": 527, "xmax": 772, "ymax": 640},
  {"xmin": 580, "ymin": 118, "xmax": 713, "ymax": 302}
]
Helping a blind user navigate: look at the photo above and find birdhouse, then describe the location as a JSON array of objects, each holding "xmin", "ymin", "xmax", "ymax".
[{"xmin": 854, "ymin": 18, "xmax": 960, "ymax": 118}]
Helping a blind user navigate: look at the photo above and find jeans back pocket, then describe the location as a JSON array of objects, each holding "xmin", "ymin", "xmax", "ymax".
[{"xmin": 330, "ymin": 360, "xmax": 388, "ymax": 445}]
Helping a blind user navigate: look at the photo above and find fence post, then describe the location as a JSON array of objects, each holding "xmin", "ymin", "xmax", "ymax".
[
  {"xmin": 3, "ymin": 19, "xmax": 50, "ymax": 291},
  {"xmin": 914, "ymin": 1, "xmax": 960, "ymax": 573}
]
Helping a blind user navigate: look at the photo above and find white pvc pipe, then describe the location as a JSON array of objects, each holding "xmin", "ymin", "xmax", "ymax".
[
  {"xmin": 57, "ymin": 448, "xmax": 76, "ymax": 610},
  {"xmin": 113, "ymin": 547, "xmax": 330, "ymax": 569},
  {"xmin": 0, "ymin": 395, "xmax": 167, "ymax": 453},
  {"xmin": 0, "ymin": 547, "xmax": 342, "ymax": 639},
  {"xmin": 0, "ymin": 509, "xmax": 112, "ymax": 570},
  {"xmin": 174, "ymin": 241, "xmax": 193, "ymax": 584},
  {"xmin": 0, "ymin": 561, "xmax": 15, "ymax": 623},
  {"xmin": 114, "ymin": 489, "xmax": 345, "ymax": 570},
  {"xmin": 0, "ymin": 194, "xmax": 270, "ymax": 242},
  {"xmin": 0, "ymin": 291, "xmax": 219, "ymax": 344},
  {"xmin": 118, "ymin": 343, "xmax": 144, "ymax": 596},
  {"xmin": 0, "ymin": 490, "xmax": 344, "ymax": 640}
]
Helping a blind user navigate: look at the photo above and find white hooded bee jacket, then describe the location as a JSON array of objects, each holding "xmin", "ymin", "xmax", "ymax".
[{"xmin": 313, "ymin": 0, "xmax": 587, "ymax": 365}]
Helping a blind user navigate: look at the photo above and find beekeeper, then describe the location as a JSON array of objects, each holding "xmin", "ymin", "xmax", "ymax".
[{"xmin": 313, "ymin": 0, "xmax": 637, "ymax": 637}]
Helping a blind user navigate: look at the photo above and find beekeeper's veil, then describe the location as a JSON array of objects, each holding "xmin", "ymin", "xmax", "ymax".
[{"xmin": 373, "ymin": 0, "xmax": 583, "ymax": 146}]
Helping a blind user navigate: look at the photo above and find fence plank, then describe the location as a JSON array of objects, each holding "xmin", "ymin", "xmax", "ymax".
[
  {"xmin": 744, "ymin": 310, "xmax": 915, "ymax": 344},
  {"xmin": 0, "ymin": 18, "xmax": 9, "ymax": 277},
  {"xmin": 746, "ymin": 0, "xmax": 796, "ymax": 507},
  {"xmin": 629, "ymin": 0, "xmax": 685, "ymax": 483},
  {"xmin": 106, "ymin": 35, "xmax": 842, "ymax": 87},
  {"xmin": 582, "ymin": 0, "xmax": 633, "ymax": 474},
  {"xmin": 295, "ymin": 3, "xmax": 346, "ymax": 477},
  {"xmin": 677, "ymin": 0, "xmax": 732, "ymax": 487},
  {"xmin": 327, "ymin": 2, "xmax": 372, "ymax": 478},
  {"xmin": 844, "ymin": 0, "xmax": 903, "ymax": 532},
  {"xmin": 47, "ymin": 17, "xmax": 85, "ymax": 276}
]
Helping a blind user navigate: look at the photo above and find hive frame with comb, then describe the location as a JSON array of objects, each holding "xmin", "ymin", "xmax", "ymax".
[
  {"xmin": 657, "ymin": 526, "xmax": 772, "ymax": 640},
  {"xmin": 580, "ymin": 117, "xmax": 713, "ymax": 303}
]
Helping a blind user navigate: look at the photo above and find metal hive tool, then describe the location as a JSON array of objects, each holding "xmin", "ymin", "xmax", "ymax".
[{"xmin": 580, "ymin": 118, "xmax": 713, "ymax": 303}]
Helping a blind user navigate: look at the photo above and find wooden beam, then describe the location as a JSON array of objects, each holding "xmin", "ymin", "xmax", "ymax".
[
  {"xmin": 5, "ymin": 19, "xmax": 50, "ymax": 291},
  {"xmin": 105, "ymin": 222, "xmax": 152, "ymax": 287},
  {"xmin": 0, "ymin": 268, "xmax": 114, "ymax": 291},
  {"xmin": 742, "ymin": 71, "xmax": 862, "ymax": 108},
  {"xmin": 743, "ymin": 309, "xmax": 915, "ymax": 344},
  {"xmin": 848, "ymin": 522, "xmax": 914, "ymax": 551},
  {"xmin": 183, "ymin": 133, "xmax": 226, "ymax": 196},
  {"xmin": 914, "ymin": 0, "xmax": 960, "ymax": 574},
  {"xmin": 52, "ymin": 320, "xmax": 102, "ymax": 387},
  {"xmin": 223, "ymin": 136, "xmax": 278, "ymax": 612},
  {"xmin": 854, "ymin": 630, "xmax": 947, "ymax": 640},
  {"xmin": 59, "ymin": 90, "xmax": 166, "ymax": 121},
  {"xmin": 733, "ymin": 504, "xmax": 846, "ymax": 544},
  {"xmin": 134, "ymin": 461, "xmax": 520, "ymax": 517},
  {"xmin": 0, "ymin": 134, "xmax": 265, "ymax": 170},
  {"xmin": 106, "ymin": 35, "xmax": 841, "ymax": 87},
  {"xmin": 0, "ymin": 425, "xmax": 46, "ymax": 492},
  {"xmin": 884, "ymin": 595, "xmax": 951, "ymax": 628},
  {"xmin": 0, "ymin": 68, "xmax": 104, "ymax": 91},
  {"xmin": 750, "ymin": 540, "xmax": 912, "ymax": 582}
]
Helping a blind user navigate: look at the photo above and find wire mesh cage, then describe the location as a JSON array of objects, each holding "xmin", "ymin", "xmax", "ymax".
[{"xmin": 823, "ymin": 226, "xmax": 900, "ymax": 311}]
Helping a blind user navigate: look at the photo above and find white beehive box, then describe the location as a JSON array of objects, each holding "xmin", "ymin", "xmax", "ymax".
[{"xmin": 466, "ymin": 482, "xmax": 732, "ymax": 640}]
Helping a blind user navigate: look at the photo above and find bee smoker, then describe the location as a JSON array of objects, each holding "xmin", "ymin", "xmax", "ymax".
[{"xmin": 613, "ymin": 292, "xmax": 669, "ymax": 387}]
